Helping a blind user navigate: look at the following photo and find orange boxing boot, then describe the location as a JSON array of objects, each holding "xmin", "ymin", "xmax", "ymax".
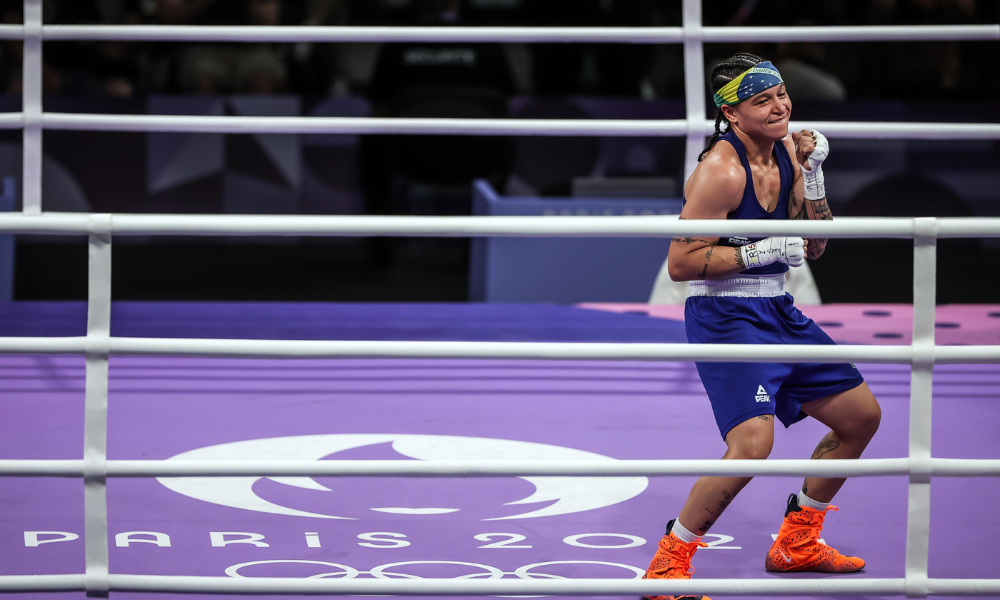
[
  {"xmin": 766, "ymin": 494, "xmax": 865, "ymax": 573},
  {"xmin": 641, "ymin": 520, "xmax": 710, "ymax": 600}
]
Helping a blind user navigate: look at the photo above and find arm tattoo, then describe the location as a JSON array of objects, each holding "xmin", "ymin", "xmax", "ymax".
[
  {"xmin": 698, "ymin": 243, "xmax": 717, "ymax": 278},
  {"xmin": 809, "ymin": 197, "xmax": 832, "ymax": 220},
  {"xmin": 672, "ymin": 237, "xmax": 718, "ymax": 244},
  {"xmin": 734, "ymin": 248, "xmax": 745, "ymax": 269},
  {"xmin": 788, "ymin": 189, "xmax": 805, "ymax": 220},
  {"xmin": 810, "ymin": 431, "xmax": 841, "ymax": 460},
  {"xmin": 804, "ymin": 196, "xmax": 830, "ymax": 259},
  {"xmin": 671, "ymin": 226, "xmax": 723, "ymax": 278}
]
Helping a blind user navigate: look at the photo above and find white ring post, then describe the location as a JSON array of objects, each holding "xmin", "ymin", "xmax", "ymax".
[
  {"xmin": 682, "ymin": 0, "xmax": 706, "ymax": 183},
  {"xmin": 21, "ymin": 0, "xmax": 41, "ymax": 214},
  {"xmin": 905, "ymin": 217, "xmax": 937, "ymax": 599},
  {"xmin": 84, "ymin": 214, "xmax": 112, "ymax": 597}
]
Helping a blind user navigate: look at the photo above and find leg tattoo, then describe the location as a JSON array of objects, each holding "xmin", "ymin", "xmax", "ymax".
[{"xmin": 811, "ymin": 431, "xmax": 841, "ymax": 460}]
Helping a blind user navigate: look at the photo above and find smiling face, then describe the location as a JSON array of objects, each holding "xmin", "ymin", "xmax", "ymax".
[{"xmin": 723, "ymin": 84, "xmax": 792, "ymax": 142}]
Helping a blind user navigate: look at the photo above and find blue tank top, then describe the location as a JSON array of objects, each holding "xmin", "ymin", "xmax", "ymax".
[{"xmin": 684, "ymin": 130, "xmax": 795, "ymax": 276}]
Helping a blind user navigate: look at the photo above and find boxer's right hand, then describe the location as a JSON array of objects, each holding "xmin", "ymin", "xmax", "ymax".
[{"xmin": 740, "ymin": 237, "xmax": 805, "ymax": 269}]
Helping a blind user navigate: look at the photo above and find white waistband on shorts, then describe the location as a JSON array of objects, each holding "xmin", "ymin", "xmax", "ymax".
[{"xmin": 688, "ymin": 274, "xmax": 786, "ymax": 298}]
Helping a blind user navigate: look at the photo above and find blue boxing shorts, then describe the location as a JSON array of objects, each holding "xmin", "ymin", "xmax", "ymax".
[{"xmin": 685, "ymin": 291, "xmax": 865, "ymax": 439}]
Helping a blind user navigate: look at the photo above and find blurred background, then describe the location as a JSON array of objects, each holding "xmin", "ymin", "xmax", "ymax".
[{"xmin": 1, "ymin": 0, "xmax": 998, "ymax": 304}]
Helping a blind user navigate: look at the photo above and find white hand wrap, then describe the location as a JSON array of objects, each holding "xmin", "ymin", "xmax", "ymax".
[
  {"xmin": 801, "ymin": 129, "xmax": 829, "ymax": 200},
  {"xmin": 740, "ymin": 237, "xmax": 806, "ymax": 269}
]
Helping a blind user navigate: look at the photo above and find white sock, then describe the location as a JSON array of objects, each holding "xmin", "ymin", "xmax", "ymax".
[
  {"xmin": 671, "ymin": 519, "xmax": 703, "ymax": 543},
  {"xmin": 798, "ymin": 490, "xmax": 830, "ymax": 511}
]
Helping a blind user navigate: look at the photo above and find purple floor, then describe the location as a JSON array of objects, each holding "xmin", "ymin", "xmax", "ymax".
[{"xmin": 2, "ymin": 302, "xmax": 999, "ymax": 600}]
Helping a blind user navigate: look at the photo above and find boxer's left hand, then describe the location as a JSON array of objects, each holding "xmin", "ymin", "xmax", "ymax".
[{"xmin": 792, "ymin": 129, "xmax": 829, "ymax": 172}]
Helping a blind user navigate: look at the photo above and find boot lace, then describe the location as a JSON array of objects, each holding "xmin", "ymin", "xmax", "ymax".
[
  {"xmin": 787, "ymin": 506, "xmax": 837, "ymax": 554},
  {"xmin": 650, "ymin": 541, "xmax": 708, "ymax": 578}
]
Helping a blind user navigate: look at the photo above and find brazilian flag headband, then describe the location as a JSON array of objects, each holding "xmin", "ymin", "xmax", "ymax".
[{"xmin": 713, "ymin": 61, "xmax": 784, "ymax": 108}]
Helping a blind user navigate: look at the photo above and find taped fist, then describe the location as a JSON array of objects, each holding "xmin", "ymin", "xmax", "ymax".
[
  {"xmin": 740, "ymin": 237, "xmax": 806, "ymax": 269},
  {"xmin": 793, "ymin": 129, "xmax": 829, "ymax": 200},
  {"xmin": 792, "ymin": 129, "xmax": 829, "ymax": 172}
]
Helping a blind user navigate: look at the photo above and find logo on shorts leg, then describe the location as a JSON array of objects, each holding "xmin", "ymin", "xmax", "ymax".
[{"xmin": 755, "ymin": 385, "xmax": 771, "ymax": 403}]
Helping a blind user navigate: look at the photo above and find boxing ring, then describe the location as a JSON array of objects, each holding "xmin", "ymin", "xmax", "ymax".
[{"xmin": 1, "ymin": 0, "xmax": 1000, "ymax": 597}]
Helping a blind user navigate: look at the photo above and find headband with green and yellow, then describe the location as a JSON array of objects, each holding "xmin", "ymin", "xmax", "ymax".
[{"xmin": 713, "ymin": 61, "xmax": 784, "ymax": 108}]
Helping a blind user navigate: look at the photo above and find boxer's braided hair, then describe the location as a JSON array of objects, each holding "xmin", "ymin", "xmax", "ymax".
[{"xmin": 699, "ymin": 52, "xmax": 767, "ymax": 162}]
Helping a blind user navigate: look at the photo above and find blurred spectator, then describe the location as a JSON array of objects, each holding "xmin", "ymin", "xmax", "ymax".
[
  {"xmin": 49, "ymin": 1, "xmax": 147, "ymax": 97},
  {"xmin": 359, "ymin": 0, "xmax": 516, "ymax": 261},
  {"xmin": 593, "ymin": 0, "xmax": 662, "ymax": 97},
  {"xmin": 522, "ymin": 0, "xmax": 602, "ymax": 95},
  {"xmin": 771, "ymin": 18, "xmax": 847, "ymax": 102},
  {"xmin": 0, "ymin": 0, "xmax": 995, "ymax": 102},
  {"xmin": 0, "ymin": 1, "xmax": 36, "ymax": 94},
  {"xmin": 159, "ymin": 0, "xmax": 289, "ymax": 94},
  {"xmin": 367, "ymin": 1, "xmax": 514, "ymax": 102},
  {"xmin": 287, "ymin": 0, "xmax": 350, "ymax": 94},
  {"xmin": 703, "ymin": 1, "xmax": 849, "ymax": 102},
  {"xmin": 853, "ymin": 0, "xmax": 983, "ymax": 99},
  {"xmin": 0, "ymin": 0, "xmax": 146, "ymax": 97}
]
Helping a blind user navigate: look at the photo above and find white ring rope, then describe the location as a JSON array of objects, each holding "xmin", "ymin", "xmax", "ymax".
[
  {"xmin": 3, "ymin": 573, "xmax": 1000, "ymax": 597},
  {"xmin": 1, "ymin": 336, "xmax": 999, "ymax": 364},
  {"xmin": 1, "ymin": 214, "xmax": 999, "ymax": 238},
  {"xmin": 2, "ymin": 457, "xmax": 1000, "ymax": 478},
  {"xmin": 0, "ymin": 24, "xmax": 994, "ymax": 43},
  {"xmin": 0, "ymin": 113, "xmax": 988, "ymax": 140},
  {"xmin": 3, "ymin": 3, "xmax": 999, "ymax": 596},
  {"xmin": 4, "ymin": 113, "xmax": 1000, "ymax": 141}
]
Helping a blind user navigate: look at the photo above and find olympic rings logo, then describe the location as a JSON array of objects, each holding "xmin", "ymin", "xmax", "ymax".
[{"xmin": 226, "ymin": 559, "xmax": 645, "ymax": 581}]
